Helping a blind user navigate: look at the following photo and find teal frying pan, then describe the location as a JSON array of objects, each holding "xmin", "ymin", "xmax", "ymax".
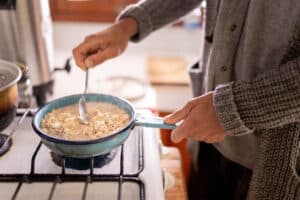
[{"xmin": 32, "ymin": 93, "xmax": 176, "ymax": 158}]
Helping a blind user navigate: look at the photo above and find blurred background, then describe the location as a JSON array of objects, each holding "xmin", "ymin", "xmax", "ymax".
[
  {"xmin": 50, "ymin": 2, "xmax": 205, "ymax": 193},
  {"xmin": 0, "ymin": 1, "xmax": 206, "ymax": 199}
]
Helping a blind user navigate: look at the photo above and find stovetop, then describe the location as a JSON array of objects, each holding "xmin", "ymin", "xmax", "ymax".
[{"xmin": 0, "ymin": 110, "xmax": 164, "ymax": 200}]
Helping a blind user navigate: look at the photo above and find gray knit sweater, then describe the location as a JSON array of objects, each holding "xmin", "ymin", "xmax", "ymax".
[{"xmin": 118, "ymin": 0, "xmax": 300, "ymax": 199}]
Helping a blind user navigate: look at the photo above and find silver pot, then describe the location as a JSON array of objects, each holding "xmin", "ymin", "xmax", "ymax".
[{"xmin": 0, "ymin": 60, "xmax": 22, "ymax": 131}]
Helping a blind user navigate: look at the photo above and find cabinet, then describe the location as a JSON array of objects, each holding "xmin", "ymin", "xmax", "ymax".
[{"xmin": 49, "ymin": 0, "xmax": 137, "ymax": 22}]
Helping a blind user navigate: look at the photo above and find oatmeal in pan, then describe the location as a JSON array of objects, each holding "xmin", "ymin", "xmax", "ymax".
[{"xmin": 41, "ymin": 102, "xmax": 130, "ymax": 140}]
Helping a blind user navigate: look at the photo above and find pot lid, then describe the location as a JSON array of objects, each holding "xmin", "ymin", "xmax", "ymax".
[{"xmin": 0, "ymin": 60, "xmax": 22, "ymax": 92}]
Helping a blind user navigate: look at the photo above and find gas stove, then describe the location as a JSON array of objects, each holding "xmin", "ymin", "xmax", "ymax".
[{"xmin": 0, "ymin": 109, "xmax": 164, "ymax": 200}]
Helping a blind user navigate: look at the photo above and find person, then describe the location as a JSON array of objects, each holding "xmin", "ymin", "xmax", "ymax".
[{"xmin": 73, "ymin": 0, "xmax": 300, "ymax": 199}]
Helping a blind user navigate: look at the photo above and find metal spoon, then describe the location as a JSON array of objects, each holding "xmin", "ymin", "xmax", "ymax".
[
  {"xmin": 79, "ymin": 69, "xmax": 89, "ymax": 124},
  {"xmin": 0, "ymin": 108, "xmax": 30, "ymax": 155}
]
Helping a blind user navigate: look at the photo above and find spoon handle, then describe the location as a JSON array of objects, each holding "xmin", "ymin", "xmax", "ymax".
[
  {"xmin": 84, "ymin": 69, "xmax": 89, "ymax": 95},
  {"xmin": 6, "ymin": 108, "xmax": 30, "ymax": 141}
]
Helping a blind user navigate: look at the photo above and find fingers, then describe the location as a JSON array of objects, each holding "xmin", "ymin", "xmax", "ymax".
[
  {"xmin": 164, "ymin": 99, "xmax": 198, "ymax": 124},
  {"xmin": 84, "ymin": 46, "xmax": 121, "ymax": 68},
  {"xmin": 164, "ymin": 108, "xmax": 189, "ymax": 124},
  {"xmin": 171, "ymin": 124, "xmax": 206, "ymax": 143},
  {"xmin": 73, "ymin": 37, "xmax": 108, "ymax": 70},
  {"xmin": 168, "ymin": 98, "xmax": 226, "ymax": 143},
  {"xmin": 170, "ymin": 114, "xmax": 200, "ymax": 143},
  {"xmin": 166, "ymin": 92, "xmax": 227, "ymax": 144},
  {"xmin": 171, "ymin": 125, "xmax": 225, "ymax": 144},
  {"xmin": 170, "ymin": 122, "xmax": 191, "ymax": 143},
  {"xmin": 72, "ymin": 47, "xmax": 86, "ymax": 70},
  {"xmin": 73, "ymin": 38, "xmax": 123, "ymax": 70},
  {"xmin": 72, "ymin": 22, "xmax": 132, "ymax": 70},
  {"xmin": 84, "ymin": 34, "xmax": 97, "ymax": 42}
]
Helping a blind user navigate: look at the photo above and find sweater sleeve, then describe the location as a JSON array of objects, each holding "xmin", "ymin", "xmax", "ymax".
[
  {"xmin": 117, "ymin": 0, "xmax": 202, "ymax": 42},
  {"xmin": 213, "ymin": 57, "xmax": 300, "ymax": 136}
]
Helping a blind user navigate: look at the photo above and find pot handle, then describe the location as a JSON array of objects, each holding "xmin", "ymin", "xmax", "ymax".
[{"xmin": 135, "ymin": 114, "xmax": 176, "ymax": 129}]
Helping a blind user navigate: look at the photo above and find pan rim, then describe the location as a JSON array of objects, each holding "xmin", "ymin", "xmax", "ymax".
[{"xmin": 32, "ymin": 93, "xmax": 136, "ymax": 145}]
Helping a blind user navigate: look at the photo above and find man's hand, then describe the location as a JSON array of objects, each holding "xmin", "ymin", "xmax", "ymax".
[
  {"xmin": 164, "ymin": 92, "xmax": 226, "ymax": 143},
  {"xmin": 72, "ymin": 18, "xmax": 138, "ymax": 70}
]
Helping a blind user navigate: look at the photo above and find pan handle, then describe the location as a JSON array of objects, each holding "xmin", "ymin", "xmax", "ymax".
[{"xmin": 135, "ymin": 114, "xmax": 176, "ymax": 129}]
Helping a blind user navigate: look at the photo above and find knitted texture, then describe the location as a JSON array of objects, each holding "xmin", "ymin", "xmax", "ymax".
[
  {"xmin": 117, "ymin": 5, "xmax": 153, "ymax": 42},
  {"xmin": 117, "ymin": 0, "xmax": 201, "ymax": 42},
  {"xmin": 247, "ymin": 124, "xmax": 300, "ymax": 200},
  {"xmin": 214, "ymin": 58, "xmax": 300, "ymax": 135},
  {"xmin": 213, "ymin": 82, "xmax": 254, "ymax": 136},
  {"xmin": 214, "ymin": 58, "xmax": 300, "ymax": 199}
]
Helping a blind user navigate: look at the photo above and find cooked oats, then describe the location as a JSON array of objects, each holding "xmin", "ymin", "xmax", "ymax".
[{"xmin": 41, "ymin": 102, "xmax": 130, "ymax": 140}]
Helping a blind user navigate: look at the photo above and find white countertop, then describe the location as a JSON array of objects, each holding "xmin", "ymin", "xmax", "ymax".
[{"xmin": 50, "ymin": 22, "xmax": 203, "ymax": 112}]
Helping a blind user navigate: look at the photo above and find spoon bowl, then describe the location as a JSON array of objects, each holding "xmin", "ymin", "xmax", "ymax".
[{"xmin": 78, "ymin": 95, "xmax": 88, "ymax": 124}]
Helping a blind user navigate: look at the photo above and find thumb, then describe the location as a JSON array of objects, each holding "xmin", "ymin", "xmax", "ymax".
[
  {"xmin": 164, "ymin": 100, "xmax": 197, "ymax": 124},
  {"xmin": 84, "ymin": 46, "xmax": 121, "ymax": 67}
]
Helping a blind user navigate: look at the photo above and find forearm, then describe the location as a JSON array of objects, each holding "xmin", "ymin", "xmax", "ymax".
[
  {"xmin": 214, "ymin": 57, "xmax": 300, "ymax": 136},
  {"xmin": 115, "ymin": 18, "xmax": 138, "ymax": 39},
  {"xmin": 117, "ymin": 0, "xmax": 202, "ymax": 42}
]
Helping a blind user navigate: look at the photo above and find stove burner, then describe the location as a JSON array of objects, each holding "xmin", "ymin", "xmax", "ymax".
[
  {"xmin": 0, "ymin": 133, "xmax": 12, "ymax": 156},
  {"xmin": 51, "ymin": 149, "xmax": 118, "ymax": 170}
]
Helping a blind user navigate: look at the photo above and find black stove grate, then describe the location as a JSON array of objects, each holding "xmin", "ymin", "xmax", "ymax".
[{"xmin": 0, "ymin": 111, "xmax": 145, "ymax": 200}]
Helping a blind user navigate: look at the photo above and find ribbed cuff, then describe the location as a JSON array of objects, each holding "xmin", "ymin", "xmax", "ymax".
[
  {"xmin": 213, "ymin": 83, "xmax": 253, "ymax": 136},
  {"xmin": 117, "ymin": 5, "xmax": 153, "ymax": 42}
]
